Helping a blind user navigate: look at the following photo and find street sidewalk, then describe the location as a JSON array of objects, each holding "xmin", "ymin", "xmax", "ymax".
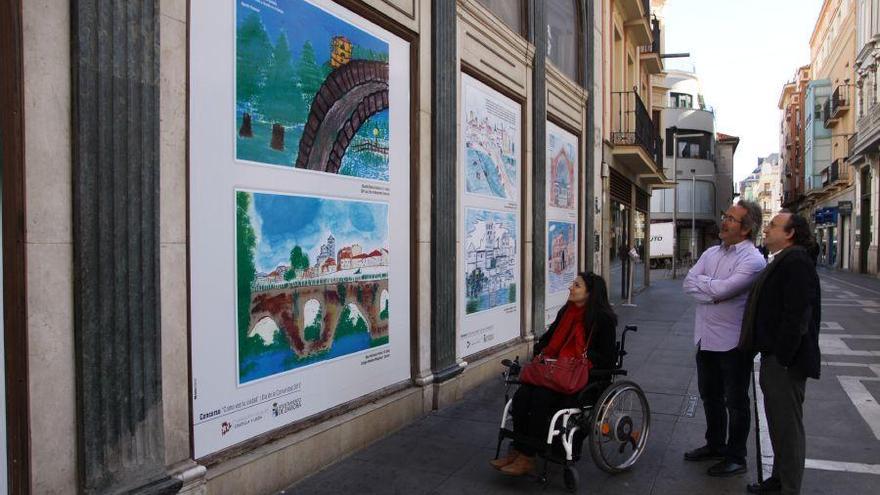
[{"xmin": 281, "ymin": 279, "xmax": 761, "ymax": 494}]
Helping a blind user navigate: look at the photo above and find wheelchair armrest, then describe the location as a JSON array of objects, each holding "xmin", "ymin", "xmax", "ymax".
[{"xmin": 590, "ymin": 368, "xmax": 627, "ymax": 378}]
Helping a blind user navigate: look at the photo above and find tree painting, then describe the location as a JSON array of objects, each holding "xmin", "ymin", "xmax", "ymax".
[{"xmin": 235, "ymin": 0, "xmax": 391, "ymax": 181}]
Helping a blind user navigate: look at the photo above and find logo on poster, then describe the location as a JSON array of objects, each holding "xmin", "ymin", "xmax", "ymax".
[
  {"xmin": 272, "ymin": 398, "xmax": 303, "ymax": 417},
  {"xmin": 220, "ymin": 421, "xmax": 232, "ymax": 436}
]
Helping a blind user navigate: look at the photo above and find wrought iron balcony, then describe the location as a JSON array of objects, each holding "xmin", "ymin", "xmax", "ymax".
[
  {"xmin": 638, "ymin": 16, "xmax": 663, "ymax": 74},
  {"xmin": 610, "ymin": 90, "xmax": 662, "ymax": 175},
  {"xmin": 823, "ymin": 85, "xmax": 849, "ymax": 127}
]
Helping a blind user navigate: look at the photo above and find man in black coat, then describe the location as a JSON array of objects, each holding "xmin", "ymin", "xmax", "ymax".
[{"xmin": 739, "ymin": 212, "xmax": 821, "ymax": 495}]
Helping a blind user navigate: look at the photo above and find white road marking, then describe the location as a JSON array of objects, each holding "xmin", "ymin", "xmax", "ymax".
[
  {"xmin": 865, "ymin": 308, "xmax": 880, "ymax": 314},
  {"xmin": 820, "ymin": 335, "xmax": 880, "ymax": 357},
  {"xmin": 822, "ymin": 362, "xmax": 880, "ymax": 441},
  {"xmin": 804, "ymin": 459, "xmax": 880, "ymax": 475},
  {"xmin": 753, "ymin": 360, "xmax": 775, "ymax": 479},
  {"xmin": 756, "ymin": 361, "xmax": 880, "ymax": 478},
  {"xmin": 821, "ymin": 321, "xmax": 844, "ymax": 331},
  {"xmin": 823, "ymin": 275, "xmax": 880, "ymax": 297}
]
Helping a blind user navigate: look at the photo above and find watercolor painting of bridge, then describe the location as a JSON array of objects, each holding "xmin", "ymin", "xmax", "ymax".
[
  {"xmin": 235, "ymin": 0, "xmax": 390, "ymax": 181},
  {"xmin": 464, "ymin": 208, "xmax": 517, "ymax": 315},
  {"xmin": 547, "ymin": 221, "xmax": 577, "ymax": 294},
  {"xmin": 236, "ymin": 190, "xmax": 390, "ymax": 383},
  {"xmin": 462, "ymin": 76, "xmax": 519, "ymax": 200}
]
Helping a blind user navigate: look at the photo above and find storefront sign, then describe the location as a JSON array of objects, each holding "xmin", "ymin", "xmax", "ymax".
[
  {"xmin": 838, "ymin": 200, "xmax": 853, "ymax": 214},
  {"xmin": 189, "ymin": 0, "xmax": 411, "ymax": 458}
]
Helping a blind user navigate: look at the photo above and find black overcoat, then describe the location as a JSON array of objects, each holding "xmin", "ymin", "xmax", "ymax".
[{"xmin": 752, "ymin": 248, "xmax": 822, "ymax": 379}]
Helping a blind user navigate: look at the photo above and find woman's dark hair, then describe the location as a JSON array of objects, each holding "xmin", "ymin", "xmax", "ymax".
[{"xmin": 579, "ymin": 271, "xmax": 617, "ymax": 330}]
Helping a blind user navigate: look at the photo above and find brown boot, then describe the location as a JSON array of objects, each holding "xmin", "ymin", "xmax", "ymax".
[
  {"xmin": 500, "ymin": 453, "xmax": 535, "ymax": 476},
  {"xmin": 489, "ymin": 449, "xmax": 520, "ymax": 470}
]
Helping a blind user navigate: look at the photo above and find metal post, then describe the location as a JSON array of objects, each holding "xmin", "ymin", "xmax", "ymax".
[
  {"xmin": 672, "ymin": 133, "xmax": 678, "ymax": 279},
  {"xmin": 692, "ymin": 172, "xmax": 696, "ymax": 261}
]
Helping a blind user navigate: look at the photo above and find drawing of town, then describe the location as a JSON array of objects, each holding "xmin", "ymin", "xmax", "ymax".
[
  {"xmin": 236, "ymin": 190, "xmax": 390, "ymax": 383},
  {"xmin": 463, "ymin": 79, "xmax": 519, "ymax": 199},
  {"xmin": 236, "ymin": 0, "xmax": 390, "ymax": 181},
  {"xmin": 548, "ymin": 131, "xmax": 576, "ymax": 210},
  {"xmin": 547, "ymin": 221, "xmax": 577, "ymax": 294},
  {"xmin": 464, "ymin": 208, "xmax": 517, "ymax": 314}
]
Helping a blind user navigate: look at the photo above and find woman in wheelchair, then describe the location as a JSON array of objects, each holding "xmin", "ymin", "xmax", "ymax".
[{"xmin": 491, "ymin": 271, "xmax": 618, "ymax": 476}]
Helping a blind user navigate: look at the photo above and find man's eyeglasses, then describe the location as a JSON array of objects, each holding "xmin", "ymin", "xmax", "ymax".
[{"xmin": 720, "ymin": 214, "xmax": 743, "ymax": 224}]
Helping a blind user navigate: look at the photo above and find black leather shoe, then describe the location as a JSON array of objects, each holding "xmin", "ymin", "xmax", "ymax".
[
  {"xmin": 746, "ymin": 477, "xmax": 781, "ymax": 493},
  {"xmin": 684, "ymin": 445, "xmax": 725, "ymax": 462},
  {"xmin": 707, "ymin": 459, "xmax": 747, "ymax": 477}
]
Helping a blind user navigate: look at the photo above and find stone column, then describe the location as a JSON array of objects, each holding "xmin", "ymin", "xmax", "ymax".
[
  {"xmin": 531, "ymin": 0, "xmax": 547, "ymax": 332},
  {"xmin": 583, "ymin": 0, "xmax": 597, "ymax": 271},
  {"xmin": 430, "ymin": 0, "xmax": 461, "ymax": 381},
  {"xmin": 71, "ymin": 1, "xmax": 180, "ymax": 493}
]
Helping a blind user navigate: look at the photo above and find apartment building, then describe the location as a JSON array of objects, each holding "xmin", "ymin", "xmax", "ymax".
[
  {"xmin": 649, "ymin": 70, "xmax": 736, "ymax": 261},
  {"xmin": 805, "ymin": 0, "xmax": 858, "ymax": 269},
  {"xmin": 779, "ymin": 65, "xmax": 812, "ymax": 212},
  {"xmin": 851, "ymin": 0, "xmax": 880, "ymax": 274},
  {"xmin": 601, "ymin": 0, "xmax": 665, "ymax": 298}
]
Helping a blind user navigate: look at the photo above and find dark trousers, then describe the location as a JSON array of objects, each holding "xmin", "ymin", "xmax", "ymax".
[
  {"xmin": 696, "ymin": 347, "xmax": 753, "ymax": 463},
  {"xmin": 760, "ymin": 354, "xmax": 806, "ymax": 495},
  {"xmin": 511, "ymin": 384, "xmax": 568, "ymax": 456}
]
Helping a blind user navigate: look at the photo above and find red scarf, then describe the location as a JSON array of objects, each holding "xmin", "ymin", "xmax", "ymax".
[{"xmin": 542, "ymin": 304, "xmax": 587, "ymax": 359}]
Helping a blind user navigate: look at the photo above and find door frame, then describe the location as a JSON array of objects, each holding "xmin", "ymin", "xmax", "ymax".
[{"xmin": 0, "ymin": 0, "xmax": 31, "ymax": 492}]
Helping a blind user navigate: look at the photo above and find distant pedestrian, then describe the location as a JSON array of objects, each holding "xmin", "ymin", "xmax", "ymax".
[
  {"xmin": 682, "ymin": 200, "xmax": 767, "ymax": 477},
  {"xmin": 739, "ymin": 212, "xmax": 821, "ymax": 495}
]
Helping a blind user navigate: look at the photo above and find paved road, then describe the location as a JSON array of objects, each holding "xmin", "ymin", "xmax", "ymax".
[
  {"xmin": 282, "ymin": 271, "xmax": 880, "ymax": 494},
  {"xmin": 754, "ymin": 268, "xmax": 880, "ymax": 494}
]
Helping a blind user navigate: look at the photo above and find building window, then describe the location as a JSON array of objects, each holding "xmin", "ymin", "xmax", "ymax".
[
  {"xmin": 665, "ymin": 129, "xmax": 713, "ymax": 160},
  {"xmin": 546, "ymin": 0, "xmax": 581, "ymax": 83},
  {"xmin": 670, "ymin": 92, "xmax": 693, "ymax": 108},
  {"xmin": 476, "ymin": 0, "xmax": 525, "ymax": 35}
]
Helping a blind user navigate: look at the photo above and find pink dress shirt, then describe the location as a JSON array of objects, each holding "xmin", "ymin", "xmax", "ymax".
[{"xmin": 683, "ymin": 239, "xmax": 767, "ymax": 351}]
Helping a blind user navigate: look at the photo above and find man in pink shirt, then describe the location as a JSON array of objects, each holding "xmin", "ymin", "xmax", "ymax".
[{"xmin": 682, "ymin": 200, "xmax": 767, "ymax": 477}]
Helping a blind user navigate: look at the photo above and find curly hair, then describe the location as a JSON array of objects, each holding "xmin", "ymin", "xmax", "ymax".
[
  {"xmin": 781, "ymin": 211, "xmax": 820, "ymax": 260},
  {"xmin": 737, "ymin": 200, "xmax": 764, "ymax": 240}
]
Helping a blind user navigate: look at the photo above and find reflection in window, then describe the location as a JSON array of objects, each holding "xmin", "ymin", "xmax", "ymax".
[
  {"xmin": 670, "ymin": 92, "xmax": 693, "ymax": 108},
  {"xmin": 476, "ymin": 0, "xmax": 524, "ymax": 35},
  {"xmin": 665, "ymin": 130, "xmax": 714, "ymax": 160},
  {"xmin": 546, "ymin": 0, "xmax": 580, "ymax": 83}
]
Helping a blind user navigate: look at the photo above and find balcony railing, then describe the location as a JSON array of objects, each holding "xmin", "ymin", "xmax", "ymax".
[
  {"xmin": 820, "ymin": 158, "xmax": 850, "ymax": 188},
  {"xmin": 638, "ymin": 16, "xmax": 661, "ymax": 55},
  {"xmin": 823, "ymin": 85, "xmax": 849, "ymax": 127},
  {"xmin": 611, "ymin": 90, "xmax": 662, "ymax": 168}
]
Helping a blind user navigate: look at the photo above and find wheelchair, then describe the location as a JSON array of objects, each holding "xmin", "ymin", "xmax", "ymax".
[{"xmin": 494, "ymin": 325, "xmax": 651, "ymax": 492}]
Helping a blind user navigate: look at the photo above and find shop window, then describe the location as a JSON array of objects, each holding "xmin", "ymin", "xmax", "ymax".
[
  {"xmin": 476, "ymin": 0, "xmax": 525, "ymax": 36},
  {"xmin": 546, "ymin": 0, "xmax": 581, "ymax": 83}
]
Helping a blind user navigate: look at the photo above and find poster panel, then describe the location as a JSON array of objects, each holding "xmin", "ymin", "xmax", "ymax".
[
  {"xmin": 190, "ymin": 0, "xmax": 410, "ymax": 458},
  {"xmin": 545, "ymin": 121, "xmax": 579, "ymax": 326},
  {"xmin": 458, "ymin": 74, "xmax": 521, "ymax": 357}
]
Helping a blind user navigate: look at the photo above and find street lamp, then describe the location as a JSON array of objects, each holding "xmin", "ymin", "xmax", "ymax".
[{"xmin": 669, "ymin": 128, "xmax": 704, "ymax": 279}]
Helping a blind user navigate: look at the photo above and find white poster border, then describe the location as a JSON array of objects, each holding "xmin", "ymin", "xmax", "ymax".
[
  {"xmin": 458, "ymin": 73, "xmax": 522, "ymax": 358},
  {"xmin": 544, "ymin": 120, "xmax": 580, "ymax": 326},
  {"xmin": 189, "ymin": 0, "xmax": 411, "ymax": 458}
]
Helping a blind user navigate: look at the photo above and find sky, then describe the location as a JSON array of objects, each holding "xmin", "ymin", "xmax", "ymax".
[
  {"xmin": 237, "ymin": 0, "xmax": 388, "ymax": 62},
  {"xmin": 250, "ymin": 192, "xmax": 389, "ymax": 273},
  {"xmin": 661, "ymin": 0, "xmax": 825, "ymax": 183}
]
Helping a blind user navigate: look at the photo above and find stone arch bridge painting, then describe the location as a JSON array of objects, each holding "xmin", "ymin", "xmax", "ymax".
[
  {"xmin": 236, "ymin": 190, "xmax": 390, "ymax": 383},
  {"xmin": 235, "ymin": 0, "xmax": 390, "ymax": 181}
]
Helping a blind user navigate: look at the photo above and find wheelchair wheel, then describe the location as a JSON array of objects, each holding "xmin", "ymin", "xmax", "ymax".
[
  {"xmin": 588, "ymin": 380, "xmax": 650, "ymax": 473},
  {"xmin": 563, "ymin": 465, "xmax": 579, "ymax": 492}
]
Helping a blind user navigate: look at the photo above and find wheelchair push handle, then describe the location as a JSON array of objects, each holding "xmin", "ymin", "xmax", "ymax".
[{"xmin": 617, "ymin": 325, "xmax": 637, "ymax": 369}]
